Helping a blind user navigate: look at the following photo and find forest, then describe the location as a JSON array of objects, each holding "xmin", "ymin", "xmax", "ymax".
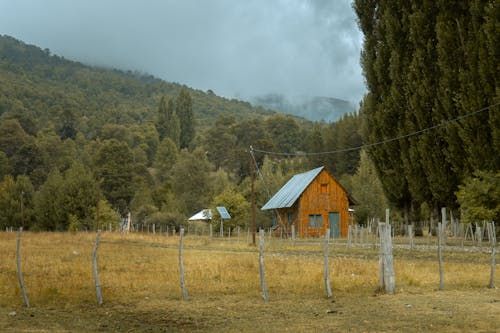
[
  {"xmin": 0, "ymin": 35, "xmax": 366, "ymax": 232},
  {"xmin": 0, "ymin": 0, "xmax": 498, "ymax": 234}
]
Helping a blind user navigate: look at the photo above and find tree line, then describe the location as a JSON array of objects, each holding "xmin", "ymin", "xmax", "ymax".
[
  {"xmin": 354, "ymin": 0, "xmax": 499, "ymax": 227},
  {"xmin": 0, "ymin": 35, "xmax": 376, "ymax": 231}
]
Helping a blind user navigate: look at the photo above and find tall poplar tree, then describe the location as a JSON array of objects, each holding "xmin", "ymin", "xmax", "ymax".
[
  {"xmin": 176, "ymin": 89, "xmax": 194, "ymax": 149},
  {"xmin": 355, "ymin": 0, "xmax": 499, "ymax": 219}
]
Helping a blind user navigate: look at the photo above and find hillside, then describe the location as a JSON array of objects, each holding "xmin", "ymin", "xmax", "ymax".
[
  {"xmin": 0, "ymin": 35, "xmax": 274, "ymax": 136},
  {"xmin": 251, "ymin": 94, "xmax": 355, "ymax": 122},
  {"xmin": 0, "ymin": 35, "xmax": 365, "ymax": 232}
]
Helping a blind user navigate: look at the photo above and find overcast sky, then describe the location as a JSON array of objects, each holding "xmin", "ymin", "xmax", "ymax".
[{"xmin": 0, "ymin": 0, "xmax": 365, "ymax": 104}]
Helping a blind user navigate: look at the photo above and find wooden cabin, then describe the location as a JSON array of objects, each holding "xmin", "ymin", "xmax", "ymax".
[{"xmin": 261, "ymin": 166, "xmax": 354, "ymax": 238}]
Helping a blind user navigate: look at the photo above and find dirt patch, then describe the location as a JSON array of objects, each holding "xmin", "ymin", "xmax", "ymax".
[{"xmin": 2, "ymin": 289, "xmax": 499, "ymax": 332}]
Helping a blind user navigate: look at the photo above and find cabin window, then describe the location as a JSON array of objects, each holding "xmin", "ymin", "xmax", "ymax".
[
  {"xmin": 287, "ymin": 213, "xmax": 293, "ymax": 223},
  {"xmin": 308, "ymin": 214, "xmax": 323, "ymax": 227},
  {"xmin": 320, "ymin": 183, "xmax": 328, "ymax": 194}
]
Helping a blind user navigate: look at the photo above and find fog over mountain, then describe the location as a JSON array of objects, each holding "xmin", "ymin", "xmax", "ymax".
[
  {"xmin": 0, "ymin": 0, "xmax": 365, "ymax": 107},
  {"xmin": 251, "ymin": 94, "xmax": 356, "ymax": 122}
]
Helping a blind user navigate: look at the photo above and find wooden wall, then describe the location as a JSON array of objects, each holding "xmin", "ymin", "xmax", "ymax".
[{"xmin": 295, "ymin": 169, "xmax": 350, "ymax": 238}]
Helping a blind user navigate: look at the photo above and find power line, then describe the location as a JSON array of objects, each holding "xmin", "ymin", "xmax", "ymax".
[{"xmin": 252, "ymin": 102, "xmax": 499, "ymax": 157}]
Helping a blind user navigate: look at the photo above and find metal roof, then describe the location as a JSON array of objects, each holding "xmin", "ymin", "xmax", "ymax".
[
  {"xmin": 261, "ymin": 166, "xmax": 324, "ymax": 210},
  {"xmin": 188, "ymin": 209, "xmax": 213, "ymax": 221}
]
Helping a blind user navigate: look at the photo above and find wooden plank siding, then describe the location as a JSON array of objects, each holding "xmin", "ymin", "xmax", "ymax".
[
  {"xmin": 296, "ymin": 169, "xmax": 350, "ymax": 238},
  {"xmin": 264, "ymin": 167, "xmax": 354, "ymax": 238}
]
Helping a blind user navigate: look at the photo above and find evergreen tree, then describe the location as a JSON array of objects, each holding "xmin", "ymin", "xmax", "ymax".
[
  {"xmin": 34, "ymin": 170, "xmax": 66, "ymax": 230},
  {"xmin": 176, "ymin": 89, "xmax": 195, "ymax": 149},
  {"xmin": 166, "ymin": 99, "xmax": 181, "ymax": 148},
  {"xmin": 94, "ymin": 139, "xmax": 137, "ymax": 216},
  {"xmin": 58, "ymin": 109, "xmax": 77, "ymax": 140},
  {"xmin": 0, "ymin": 175, "xmax": 34, "ymax": 229},
  {"xmin": 156, "ymin": 96, "xmax": 169, "ymax": 141},
  {"xmin": 153, "ymin": 137, "xmax": 179, "ymax": 182},
  {"xmin": 170, "ymin": 148, "xmax": 213, "ymax": 215},
  {"xmin": 203, "ymin": 115, "xmax": 237, "ymax": 170},
  {"xmin": 354, "ymin": 0, "xmax": 499, "ymax": 220},
  {"xmin": 355, "ymin": 0, "xmax": 412, "ymax": 218},
  {"xmin": 349, "ymin": 150, "xmax": 388, "ymax": 224}
]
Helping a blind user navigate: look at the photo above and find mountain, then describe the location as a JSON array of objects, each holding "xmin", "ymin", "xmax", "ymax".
[
  {"xmin": 250, "ymin": 94, "xmax": 356, "ymax": 122},
  {"xmin": 0, "ymin": 35, "xmax": 275, "ymax": 136}
]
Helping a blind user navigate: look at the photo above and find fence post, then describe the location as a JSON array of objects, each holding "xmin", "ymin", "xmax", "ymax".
[
  {"xmin": 259, "ymin": 229, "xmax": 269, "ymax": 301},
  {"xmin": 291, "ymin": 224, "xmax": 296, "ymax": 246},
  {"xmin": 16, "ymin": 227, "xmax": 30, "ymax": 307},
  {"xmin": 438, "ymin": 222, "xmax": 444, "ymax": 290},
  {"xmin": 93, "ymin": 230, "xmax": 103, "ymax": 305},
  {"xmin": 179, "ymin": 228, "xmax": 189, "ymax": 300},
  {"xmin": 379, "ymin": 223, "xmax": 384, "ymax": 290},
  {"xmin": 384, "ymin": 224, "xmax": 395, "ymax": 294},
  {"xmin": 378, "ymin": 222, "xmax": 395, "ymax": 294},
  {"xmin": 408, "ymin": 224, "xmax": 414, "ymax": 251},
  {"xmin": 209, "ymin": 224, "xmax": 213, "ymax": 241},
  {"xmin": 347, "ymin": 225, "xmax": 352, "ymax": 248},
  {"xmin": 487, "ymin": 222, "xmax": 496, "ymax": 289},
  {"xmin": 324, "ymin": 229, "xmax": 333, "ymax": 298},
  {"xmin": 477, "ymin": 226, "xmax": 482, "ymax": 251},
  {"xmin": 441, "ymin": 208, "xmax": 447, "ymax": 245}
]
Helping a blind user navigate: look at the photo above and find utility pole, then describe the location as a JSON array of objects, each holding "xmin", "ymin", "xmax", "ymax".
[
  {"xmin": 95, "ymin": 189, "xmax": 100, "ymax": 231},
  {"xmin": 20, "ymin": 191, "xmax": 24, "ymax": 229},
  {"xmin": 250, "ymin": 146, "xmax": 256, "ymax": 245}
]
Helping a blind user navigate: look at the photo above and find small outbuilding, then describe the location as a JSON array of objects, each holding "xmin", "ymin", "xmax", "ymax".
[
  {"xmin": 188, "ymin": 209, "xmax": 213, "ymax": 222},
  {"xmin": 261, "ymin": 166, "xmax": 354, "ymax": 238}
]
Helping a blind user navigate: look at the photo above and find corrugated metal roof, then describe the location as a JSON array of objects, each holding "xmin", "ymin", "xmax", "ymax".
[
  {"xmin": 188, "ymin": 209, "xmax": 213, "ymax": 221},
  {"xmin": 261, "ymin": 166, "xmax": 324, "ymax": 210}
]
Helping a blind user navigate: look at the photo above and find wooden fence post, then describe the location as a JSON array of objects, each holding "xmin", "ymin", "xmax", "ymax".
[
  {"xmin": 441, "ymin": 208, "xmax": 447, "ymax": 245},
  {"xmin": 179, "ymin": 228, "xmax": 189, "ymax": 300},
  {"xmin": 259, "ymin": 229, "xmax": 269, "ymax": 301},
  {"xmin": 438, "ymin": 222, "xmax": 444, "ymax": 291},
  {"xmin": 93, "ymin": 230, "xmax": 103, "ymax": 305},
  {"xmin": 324, "ymin": 229, "xmax": 333, "ymax": 298},
  {"xmin": 378, "ymin": 223, "xmax": 384, "ymax": 289},
  {"xmin": 16, "ymin": 227, "xmax": 30, "ymax": 307},
  {"xmin": 291, "ymin": 224, "xmax": 296, "ymax": 246},
  {"xmin": 383, "ymin": 224, "xmax": 395, "ymax": 294},
  {"xmin": 487, "ymin": 222, "xmax": 496, "ymax": 289},
  {"xmin": 477, "ymin": 226, "xmax": 482, "ymax": 251},
  {"xmin": 378, "ymin": 222, "xmax": 395, "ymax": 294},
  {"xmin": 347, "ymin": 225, "xmax": 352, "ymax": 248},
  {"xmin": 408, "ymin": 224, "xmax": 414, "ymax": 251}
]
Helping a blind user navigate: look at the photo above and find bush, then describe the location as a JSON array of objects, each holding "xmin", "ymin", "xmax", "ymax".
[{"xmin": 456, "ymin": 170, "xmax": 500, "ymax": 224}]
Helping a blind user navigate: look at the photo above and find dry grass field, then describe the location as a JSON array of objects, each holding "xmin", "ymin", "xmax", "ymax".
[{"xmin": 1, "ymin": 231, "xmax": 499, "ymax": 332}]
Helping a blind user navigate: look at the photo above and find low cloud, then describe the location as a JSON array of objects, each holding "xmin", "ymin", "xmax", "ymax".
[{"xmin": 0, "ymin": 0, "xmax": 365, "ymax": 104}]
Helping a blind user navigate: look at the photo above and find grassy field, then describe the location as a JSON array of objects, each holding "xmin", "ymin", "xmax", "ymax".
[{"xmin": 1, "ymin": 231, "xmax": 499, "ymax": 332}]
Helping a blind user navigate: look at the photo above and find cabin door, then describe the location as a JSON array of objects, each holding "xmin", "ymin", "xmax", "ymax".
[{"xmin": 329, "ymin": 212, "xmax": 340, "ymax": 238}]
